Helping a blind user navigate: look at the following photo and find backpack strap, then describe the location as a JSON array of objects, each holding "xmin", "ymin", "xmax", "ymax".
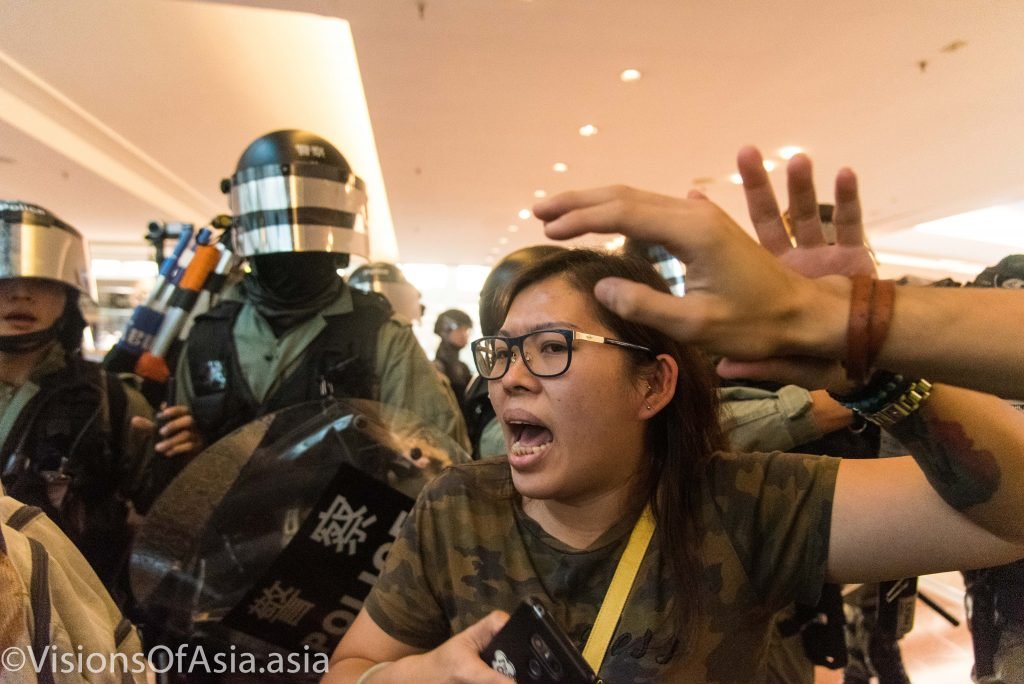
[
  {"xmin": 114, "ymin": 616, "xmax": 133, "ymax": 645},
  {"xmin": 27, "ymin": 536, "xmax": 56, "ymax": 684},
  {"xmin": 7, "ymin": 503, "xmax": 44, "ymax": 531}
]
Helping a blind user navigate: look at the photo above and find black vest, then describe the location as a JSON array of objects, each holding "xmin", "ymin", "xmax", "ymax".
[
  {"xmin": 186, "ymin": 290, "xmax": 392, "ymax": 445},
  {"xmin": 1, "ymin": 355, "xmax": 131, "ymax": 589}
]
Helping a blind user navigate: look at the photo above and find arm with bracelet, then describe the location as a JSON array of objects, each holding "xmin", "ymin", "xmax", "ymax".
[{"xmin": 536, "ymin": 145, "xmax": 1024, "ymax": 583}]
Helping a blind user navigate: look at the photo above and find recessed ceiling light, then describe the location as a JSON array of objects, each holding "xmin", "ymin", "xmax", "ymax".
[
  {"xmin": 620, "ymin": 69, "xmax": 642, "ymax": 82},
  {"xmin": 533, "ymin": 190, "xmax": 547, "ymax": 198},
  {"xmin": 729, "ymin": 172, "xmax": 743, "ymax": 185},
  {"xmin": 762, "ymin": 160, "xmax": 777, "ymax": 172},
  {"xmin": 579, "ymin": 124, "xmax": 599, "ymax": 137},
  {"xmin": 507, "ymin": 224, "xmax": 519, "ymax": 233},
  {"xmin": 518, "ymin": 208, "xmax": 532, "ymax": 220},
  {"xmin": 490, "ymin": 246, "xmax": 501, "ymax": 254},
  {"xmin": 553, "ymin": 162, "xmax": 569, "ymax": 173},
  {"xmin": 778, "ymin": 146, "xmax": 803, "ymax": 160},
  {"xmin": 498, "ymin": 237, "xmax": 509, "ymax": 245}
]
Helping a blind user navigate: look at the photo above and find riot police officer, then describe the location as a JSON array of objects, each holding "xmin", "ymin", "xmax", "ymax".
[
  {"xmin": 0, "ymin": 200, "xmax": 158, "ymax": 600},
  {"xmin": 432, "ymin": 308, "xmax": 473, "ymax": 406},
  {"xmin": 174, "ymin": 130, "xmax": 468, "ymax": 449},
  {"xmin": 348, "ymin": 261, "xmax": 424, "ymax": 325}
]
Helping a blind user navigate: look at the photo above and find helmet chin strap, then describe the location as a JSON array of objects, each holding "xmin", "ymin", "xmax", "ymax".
[{"xmin": 0, "ymin": 321, "xmax": 60, "ymax": 354}]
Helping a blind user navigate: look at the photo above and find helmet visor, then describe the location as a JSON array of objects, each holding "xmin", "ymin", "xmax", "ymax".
[
  {"xmin": 0, "ymin": 200, "xmax": 97, "ymax": 301},
  {"xmin": 230, "ymin": 162, "xmax": 369, "ymax": 258}
]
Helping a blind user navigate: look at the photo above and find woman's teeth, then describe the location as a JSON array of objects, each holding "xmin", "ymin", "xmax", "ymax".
[{"xmin": 510, "ymin": 440, "xmax": 552, "ymax": 457}]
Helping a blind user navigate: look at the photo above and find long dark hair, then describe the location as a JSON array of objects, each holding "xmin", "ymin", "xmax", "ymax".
[{"xmin": 500, "ymin": 248, "xmax": 726, "ymax": 640}]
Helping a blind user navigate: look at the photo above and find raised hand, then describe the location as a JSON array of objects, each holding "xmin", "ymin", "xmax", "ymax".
[
  {"xmin": 535, "ymin": 179, "xmax": 848, "ymax": 366},
  {"xmin": 740, "ymin": 146, "xmax": 877, "ymax": 279}
]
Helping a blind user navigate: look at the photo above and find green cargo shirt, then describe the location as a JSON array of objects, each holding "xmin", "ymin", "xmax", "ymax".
[
  {"xmin": 364, "ymin": 452, "xmax": 840, "ymax": 683},
  {"xmin": 176, "ymin": 284, "xmax": 470, "ymax": 451}
]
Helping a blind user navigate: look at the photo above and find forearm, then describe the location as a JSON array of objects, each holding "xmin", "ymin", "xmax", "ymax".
[
  {"xmin": 788, "ymin": 282, "xmax": 1023, "ymax": 397},
  {"xmin": 875, "ymin": 288, "xmax": 1023, "ymax": 397},
  {"xmin": 325, "ymin": 658, "xmax": 417, "ymax": 684},
  {"xmin": 886, "ymin": 383, "xmax": 1024, "ymax": 542}
]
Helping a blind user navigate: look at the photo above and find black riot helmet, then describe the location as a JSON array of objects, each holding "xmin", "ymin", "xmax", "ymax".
[
  {"xmin": 348, "ymin": 262, "xmax": 423, "ymax": 323},
  {"xmin": 434, "ymin": 308, "xmax": 472, "ymax": 337},
  {"xmin": 968, "ymin": 254, "xmax": 1024, "ymax": 289},
  {"xmin": 224, "ymin": 130, "xmax": 369, "ymax": 266},
  {"xmin": 478, "ymin": 245, "xmax": 567, "ymax": 336}
]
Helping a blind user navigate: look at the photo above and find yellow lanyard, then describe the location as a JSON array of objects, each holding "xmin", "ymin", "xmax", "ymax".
[{"xmin": 581, "ymin": 505, "xmax": 656, "ymax": 674}]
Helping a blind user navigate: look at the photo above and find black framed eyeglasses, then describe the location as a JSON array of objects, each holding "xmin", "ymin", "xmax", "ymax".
[{"xmin": 471, "ymin": 328, "xmax": 654, "ymax": 380}]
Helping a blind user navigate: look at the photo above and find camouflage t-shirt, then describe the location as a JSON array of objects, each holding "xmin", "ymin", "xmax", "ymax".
[{"xmin": 364, "ymin": 451, "xmax": 839, "ymax": 683}]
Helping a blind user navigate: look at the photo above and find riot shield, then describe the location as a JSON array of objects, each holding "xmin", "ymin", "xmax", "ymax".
[{"xmin": 131, "ymin": 397, "xmax": 467, "ymax": 662}]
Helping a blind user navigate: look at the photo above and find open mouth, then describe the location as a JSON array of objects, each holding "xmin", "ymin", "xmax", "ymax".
[{"xmin": 508, "ymin": 420, "xmax": 554, "ymax": 457}]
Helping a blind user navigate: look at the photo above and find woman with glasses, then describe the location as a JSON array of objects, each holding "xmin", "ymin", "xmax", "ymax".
[{"xmin": 324, "ymin": 243, "xmax": 1024, "ymax": 683}]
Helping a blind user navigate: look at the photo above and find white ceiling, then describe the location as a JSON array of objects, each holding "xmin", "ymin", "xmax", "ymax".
[{"xmin": 2, "ymin": 0, "xmax": 1023, "ymax": 279}]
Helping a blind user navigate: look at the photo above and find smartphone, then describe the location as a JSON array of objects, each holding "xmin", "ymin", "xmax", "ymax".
[{"xmin": 481, "ymin": 598, "xmax": 599, "ymax": 684}]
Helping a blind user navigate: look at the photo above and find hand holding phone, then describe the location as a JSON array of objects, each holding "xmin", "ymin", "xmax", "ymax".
[{"xmin": 481, "ymin": 598, "xmax": 599, "ymax": 684}]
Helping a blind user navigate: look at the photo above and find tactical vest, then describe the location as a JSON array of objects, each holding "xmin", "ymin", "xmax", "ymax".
[
  {"xmin": 0, "ymin": 355, "xmax": 132, "ymax": 591},
  {"xmin": 186, "ymin": 290, "xmax": 392, "ymax": 445}
]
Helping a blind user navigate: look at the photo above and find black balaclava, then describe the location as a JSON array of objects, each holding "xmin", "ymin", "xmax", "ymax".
[{"xmin": 242, "ymin": 252, "xmax": 344, "ymax": 336}]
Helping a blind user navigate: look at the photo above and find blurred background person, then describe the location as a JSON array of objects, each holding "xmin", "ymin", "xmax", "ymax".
[{"xmin": 432, "ymin": 308, "xmax": 473, "ymax": 409}]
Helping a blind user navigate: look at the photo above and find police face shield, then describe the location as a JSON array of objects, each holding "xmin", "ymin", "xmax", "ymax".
[
  {"xmin": 131, "ymin": 398, "xmax": 468, "ymax": 662},
  {"xmin": 0, "ymin": 200, "xmax": 97, "ymax": 301},
  {"xmin": 229, "ymin": 161, "xmax": 370, "ymax": 259}
]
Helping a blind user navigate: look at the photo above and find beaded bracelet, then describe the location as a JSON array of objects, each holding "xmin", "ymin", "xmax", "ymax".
[{"xmin": 828, "ymin": 370, "xmax": 908, "ymax": 414}]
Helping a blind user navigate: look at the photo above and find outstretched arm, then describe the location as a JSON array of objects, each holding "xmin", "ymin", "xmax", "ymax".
[
  {"xmin": 534, "ymin": 148, "xmax": 1024, "ymax": 397},
  {"xmin": 826, "ymin": 384, "xmax": 1024, "ymax": 583}
]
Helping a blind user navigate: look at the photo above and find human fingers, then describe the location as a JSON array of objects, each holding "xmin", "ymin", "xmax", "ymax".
[
  {"xmin": 593, "ymin": 278, "xmax": 706, "ymax": 343},
  {"xmin": 738, "ymin": 146, "xmax": 790, "ymax": 255},
  {"xmin": 156, "ymin": 436, "xmax": 202, "ymax": 457},
  {"xmin": 716, "ymin": 356, "xmax": 845, "ymax": 390},
  {"xmin": 536, "ymin": 186, "xmax": 707, "ymax": 258},
  {"xmin": 439, "ymin": 612, "xmax": 513, "ymax": 683},
  {"xmin": 832, "ymin": 167, "xmax": 867, "ymax": 247},
  {"xmin": 155, "ymin": 414, "xmax": 203, "ymax": 456},
  {"xmin": 157, "ymin": 414, "xmax": 197, "ymax": 439},
  {"xmin": 462, "ymin": 611, "xmax": 511, "ymax": 652},
  {"xmin": 157, "ymin": 404, "xmax": 191, "ymax": 421},
  {"xmin": 129, "ymin": 415, "xmax": 155, "ymax": 433},
  {"xmin": 784, "ymin": 154, "xmax": 826, "ymax": 247},
  {"xmin": 155, "ymin": 427, "xmax": 203, "ymax": 457},
  {"xmin": 534, "ymin": 185, "xmax": 679, "ymax": 224}
]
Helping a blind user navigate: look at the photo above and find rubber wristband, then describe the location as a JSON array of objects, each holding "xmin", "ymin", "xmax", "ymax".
[{"xmin": 844, "ymin": 275, "xmax": 874, "ymax": 384}]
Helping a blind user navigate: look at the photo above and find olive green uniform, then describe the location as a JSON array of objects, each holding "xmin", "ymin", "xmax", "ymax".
[
  {"xmin": 175, "ymin": 286, "xmax": 469, "ymax": 450},
  {"xmin": 365, "ymin": 452, "xmax": 839, "ymax": 683}
]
